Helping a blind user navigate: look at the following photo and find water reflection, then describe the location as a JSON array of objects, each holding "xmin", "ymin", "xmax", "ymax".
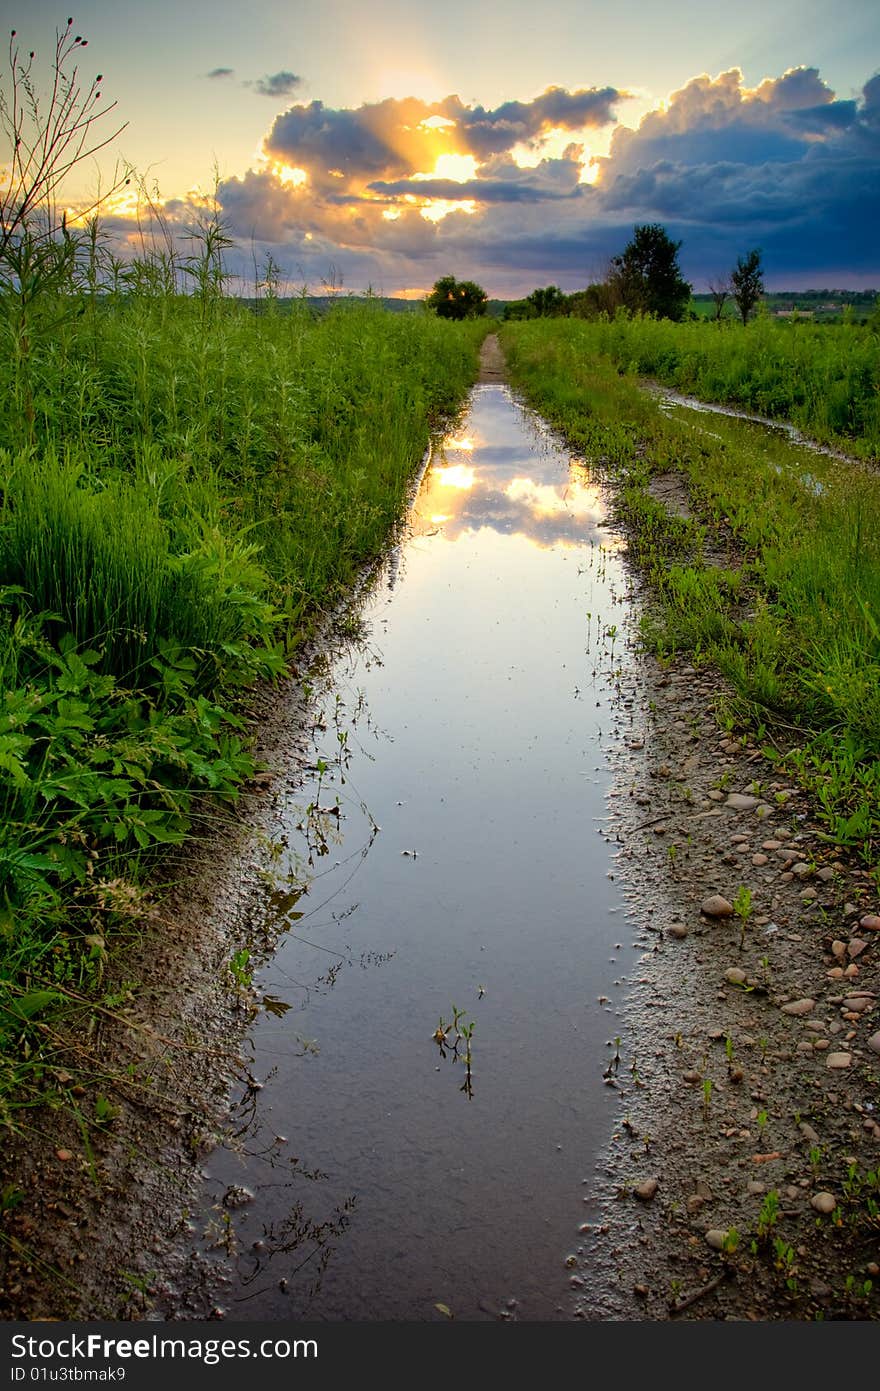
[
  {"xmin": 413, "ymin": 395, "xmax": 606, "ymax": 549},
  {"xmin": 178, "ymin": 385, "xmax": 637, "ymax": 1321}
]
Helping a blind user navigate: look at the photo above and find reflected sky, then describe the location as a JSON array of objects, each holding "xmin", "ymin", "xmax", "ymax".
[
  {"xmin": 411, "ymin": 386, "xmax": 607, "ymax": 549},
  {"xmin": 177, "ymin": 381, "xmax": 638, "ymax": 1322}
]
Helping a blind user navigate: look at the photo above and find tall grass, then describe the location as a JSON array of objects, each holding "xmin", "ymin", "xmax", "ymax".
[
  {"xmin": 525, "ymin": 313, "xmax": 880, "ymax": 457},
  {"xmin": 502, "ymin": 319, "xmax": 880, "ymax": 862}
]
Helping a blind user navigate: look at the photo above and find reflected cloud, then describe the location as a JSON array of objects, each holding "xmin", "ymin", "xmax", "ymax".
[
  {"xmin": 412, "ymin": 427, "xmax": 607, "ymax": 550},
  {"xmin": 431, "ymin": 463, "xmax": 475, "ymax": 490}
]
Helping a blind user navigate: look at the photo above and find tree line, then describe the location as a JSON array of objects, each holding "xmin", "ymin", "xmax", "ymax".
[{"xmin": 426, "ymin": 225, "xmax": 766, "ymax": 326}]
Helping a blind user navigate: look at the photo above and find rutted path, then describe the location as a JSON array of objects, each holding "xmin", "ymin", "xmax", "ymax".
[{"xmin": 2, "ymin": 338, "xmax": 877, "ymax": 1322}]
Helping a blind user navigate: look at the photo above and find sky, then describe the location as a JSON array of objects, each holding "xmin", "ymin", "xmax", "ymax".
[{"xmin": 5, "ymin": 0, "xmax": 879, "ymax": 295}]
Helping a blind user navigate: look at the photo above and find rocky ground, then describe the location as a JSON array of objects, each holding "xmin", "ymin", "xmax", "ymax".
[{"xmin": 571, "ymin": 517, "xmax": 880, "ymax": 1323}]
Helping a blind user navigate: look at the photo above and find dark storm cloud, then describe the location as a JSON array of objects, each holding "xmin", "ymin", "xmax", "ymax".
[
  {"xmin": 368, "ymin": 177, "xmax": 583, "ymax": 203},
  {"xmin": 249, "ymin": 71, "xmax": 302, "ymax": 98},
  {"xmin": 206, "ymin": 67, "xmax": 234, "ymax": 79},
  {"xmin": 450, "ymin": 85, "xmax": 623, "ymax": 158}
]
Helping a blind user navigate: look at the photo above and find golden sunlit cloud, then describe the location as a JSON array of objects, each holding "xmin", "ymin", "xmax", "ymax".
[
  {"xmin": 275, "ymin": 163, "xmax": 308, "ymax": 188},
  {"xmin": 419, "ymin": 115, "xmax": 456, "ymax": 132},
  {"xmin": 382, "ymin": 208, "xmax": 401, "ymax": 220},
  {"xmin": 420, "ymin": 197, "xmax": 476, "ymax": 222},
  {"xmin": 413, "ymin": 152, "xmax": 479, "ymax": 183}
]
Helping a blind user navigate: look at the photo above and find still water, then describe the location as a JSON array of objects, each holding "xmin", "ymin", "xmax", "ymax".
[{"xmin": 182, "ymin": 385, "xmax": 637, "ymax": 1321}]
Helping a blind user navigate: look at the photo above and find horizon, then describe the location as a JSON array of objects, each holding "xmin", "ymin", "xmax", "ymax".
[{"xmin": 4, "ymin": 1, "xmax": 879, "ymax": 296}]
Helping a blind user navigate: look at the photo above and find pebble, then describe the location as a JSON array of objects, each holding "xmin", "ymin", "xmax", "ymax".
[
  {"xmin": 781, "ymin": 999, "xmax": 815, "ymax": 1017},
  {"xmin": 859, "ymin": 914, "xmax": 880, "ymax": 932},
  {"xmin": 826, "ymin": 1052, "xmax": 851, "ymax": 1069},
  {"xmin": 817, "ymin": 867, "xmax": 835, "ymax": 883},
  {"xmin": 751, "ymin": 853, "xmax": 769, "ymax": 866},
  {"xmin": 668, "ymin": 923, "xmax": 689, "ymax": 940},
  {"xmin": 847, "ymin": 938, "xmax": 868, "ymax": 958},
  {"xmin": 799, "ymin": 1122, "xmax": 820, "ymax": 1145},
  {"xmin": 810, "ymin": 1192, "xmax": 837, "ymax": 1215},
  {"xmin": 702, "ymin": 894, "xmax": 734, "ymax": 918},
  {"xmin": 705, "ymin": 1230, "xmax": 730, "ymax": 1250},
  {"xmin": 843, "ymin": 964, "xmax": 860, "ymax": 978},
  {"xmin": 762, "ymin": 840, "xmax": 782, "ymax": 851},
  {"xmin": 746, "ymin": 1181, "xmax": 765, "ymax": 1195},
  {"xmin": 867, "ymin": 1032, "xmax": 880, "ymax": 1056},
  {"xmin": 634, "ymin": 1179, "xmax": 659, "ymax": 1202},
  {"xmin": 55, "ymin": 1149, "xmax": 74, "ymax": 1162},
  {"xmin": 726, "ymin": 794, "xmax": 758, "ymax": 811},
  {"xmin": 800, "ymin": 888, "xmax": 817, "ymax": 901},
  {"xmin": 724, "ymin": 968, "xmax": 748, "ymax": 986},
  {"xmin": 843, "ymin": 995, "xmax": 874, "ymax": 1013},
  {"xmin": 831, "ymin": 941, "xmax": 847, "ymax": 959},
  {"xmin": 683, "ymin": 1070, "xmax": 703, "ymax": 1084}
]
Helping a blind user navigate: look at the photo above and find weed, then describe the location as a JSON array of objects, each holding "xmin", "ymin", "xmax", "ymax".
[{"xmin": 733, "ymin": 885, "xmax": 753, "ymax": 951}]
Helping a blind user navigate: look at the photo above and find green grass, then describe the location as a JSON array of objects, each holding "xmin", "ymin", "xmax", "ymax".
[
  {"xmin": 0, "ymin": 281, "xmax": 483, "ymax": 1118},
  {"xmin": 529, "ymin": 313, "xmax": 880, "ymax": 457},
  {"xmin": 501, "ymin": 318, "xmax": 880, "ymax": 863}
]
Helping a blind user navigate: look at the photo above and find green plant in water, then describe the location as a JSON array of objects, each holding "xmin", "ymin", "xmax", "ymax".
[{"xmin": 433, "ymin": 1003, "xmax": 476, "ymax": 1099}]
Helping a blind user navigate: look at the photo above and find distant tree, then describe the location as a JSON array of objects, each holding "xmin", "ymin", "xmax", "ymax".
[
  {"xmin": 730, "ymin": 249, "xmax": 764, "ymax": 325},
  {"xmin": 609, "ymin": 224, "xmax": 691, "ymax": 321},
  {"xmin": 527, "ymin": 284, "xmax": 567, "ymax": 317},
  {"xmin": 502, "ymin": 298, "xmax": 536, "ymax": 321},
  {"xmin": 707, "ymin": 275, "xmax": 732, "ymax": 322},
  {"xmin": 425, "ymin": 275, "xmax": 488, "ymax": 320},
  {"xmin": 568, "ymin": 279, "xmax": 625, "ymax": 319}
]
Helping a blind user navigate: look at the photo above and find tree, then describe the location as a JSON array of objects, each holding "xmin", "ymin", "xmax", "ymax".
[
  {"xmin": 707, "ymin": 275, "xmax": 731, "ymax": 322},
  {"xmin": 527, "ymin": 284, "xmax": 567, "ymax": 317},
  {"xmin": 609, "ymin": 224, "xmax": 691, "ymax": 321},
  {"xmin": 425, "ymin": 275, "xmax": 488, "ymax": 320},
  {"xmin": 730, "ymin": 249, "xmax": 764, "ymax": 325}
]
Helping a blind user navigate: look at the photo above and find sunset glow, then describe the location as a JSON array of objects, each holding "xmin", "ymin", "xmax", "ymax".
[{"xmin": 15, "ymin": 0, "xmax": 875, "ymax": 295}]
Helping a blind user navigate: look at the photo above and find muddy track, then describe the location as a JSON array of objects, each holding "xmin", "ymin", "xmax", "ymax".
[{"xmin": 2, "ymin": 339, "xmax": 878, "ymax": 1322}]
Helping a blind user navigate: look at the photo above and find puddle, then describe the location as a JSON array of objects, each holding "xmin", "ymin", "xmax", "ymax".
[
  {"xmin": 655, "ymin": 386, "xmax": 855, "ymax": 466},
  {"xmin": 173, "ymin": 386, "xmax": 639, "ymax": 1321}
]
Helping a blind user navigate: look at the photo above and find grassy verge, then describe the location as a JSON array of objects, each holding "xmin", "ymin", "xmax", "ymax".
[
  {"xmin": 522, "ymin": 313, "xmax": 880, "ymax": 457},
  {"xmin": 0, "ymin": 294, "xmax": 484, "ymax": 1122},
  {"xmin": 501, "ymin": 319, "xmax": 880, "ymax": 870}
]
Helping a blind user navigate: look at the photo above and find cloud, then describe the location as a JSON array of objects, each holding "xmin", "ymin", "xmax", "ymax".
[
  {"xmin": 249, "ymin": 71, "xmax": 301, "ymax": 99},
  {"xmin": 367, "ymin": 177, "xmax": 583, "ymax": 203},
  {"xmin": 262, "ymin": 87, "xmax": 623, "ymax": 190},
  {"xmin": 108, "ymin": 67, "xmax": 880, "ymax": 295},
  {"xmin": 206, "ymin": 67, "xmax": 234, "ymax": 80}
]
